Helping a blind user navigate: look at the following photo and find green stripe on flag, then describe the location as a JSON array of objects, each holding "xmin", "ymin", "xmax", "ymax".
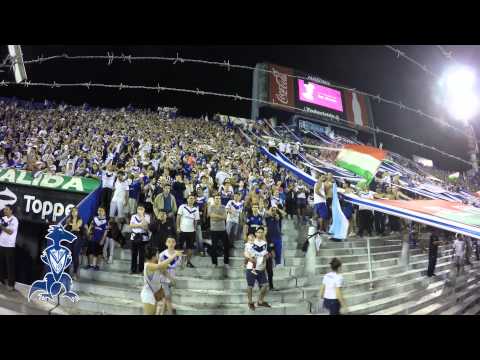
[{"xmin": 336, "ymin": 160, "xmax": 374, "ymax": 183}]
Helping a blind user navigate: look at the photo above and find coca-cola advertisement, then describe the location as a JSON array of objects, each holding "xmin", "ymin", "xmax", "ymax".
[{"xmin": 269, "ymin": 64, "xmax": 295, "ymax": 109}]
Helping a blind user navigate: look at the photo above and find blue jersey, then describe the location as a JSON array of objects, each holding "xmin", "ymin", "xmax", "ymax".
[
  {"xmin": 246, "ymin": 215, "xmax": 264, "ymax": 235},
  {"xmin": 91, "ymin": 216, "xmax": 108, "ymax": 242},
  {"xmin": 129, "ymin": 180, "xmax": 142, "ymax": 200},
  {"xmin": 195, "ymin": 196, "xmax": 207, "ymax": 212}
]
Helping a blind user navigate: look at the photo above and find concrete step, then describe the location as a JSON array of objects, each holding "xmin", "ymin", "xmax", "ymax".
[
  {"xmin": 60, "ymin": 292, "xmax": 143, "ymax": 315},
  {"xmin": 370, "ymin": 265, "xmax": 480, "ymax": 315},
  {"xmin": 74, "ymin": 279, "xmax": 141, "ymax": 302},
  {"xmin": 307, "ymin": 254, "xmax": 453, "ymax": 285},
  {"xmin": 317, "ymin": 244, "xmax": 404, "ymax": 256},
  {"xmin": 302, "ymin": 256, "xmax": 457, "ymax": 299},
  {"xmin": 62, "ymin": 288, "xmax": 310, "ymax": 315},
  {"xmin": 0, "ymin": 307, "xmax": 23, "ymax": 315},
  {"xmin": 173, "ymin": 287, "xmax": 305, "ymax": 305},
  {"xmin": 79, "ymin": 268, "xmax": 307, "ymax": 290},
  {"xmin": 0, "ymin": 286, "xmax": 53, "ymax": 315},
  {"xmin": 232, "ymin": 240, "xmax": 299, "ymax": 250},
  {"xmin": 174, "ymin": 301, "xmax": 311, "ymax": 315},
  {"xmin": 408, "ymin": 278, "xmax": 480, "ymax": 315},
  {"xmin": 319, "ymin": 237, "xmax": 401, "ymax": 249},
  {"xmin": 315, "ymin": 251, "xmax": 452, "ymax": 275},
  {"xmin": 104, "ymin": 259, "xmax": 297, "ymax": 278},
  {"xmin": 284, "ymin": 248, "xmax": 426, "ymax": 267},
  {"xmin": 174, "ymin": 275, "xmax": 308, "ymax": 291},
  {"xmin": 113, "ymin": 248, "xmax": 304, "ymax": 261},
  {"xmin": 434, "ymin": 283, "xmax": 480, "ymax": 315},
  {"xmin": 463, "ymin": 303, "xmax": 480, "ymax": 315}
]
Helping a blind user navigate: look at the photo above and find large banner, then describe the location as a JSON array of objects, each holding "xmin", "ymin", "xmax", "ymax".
[
  {"xmin": 344, "ymin": 195, "xmax": 480, "ymax": 239},
  {"xmin": 0, "ymin": 170, "xmax": 100, "ymax": 284},
  {"xmin": 260, "ymin": 145, "xmax": 480, "ymax": 239}
]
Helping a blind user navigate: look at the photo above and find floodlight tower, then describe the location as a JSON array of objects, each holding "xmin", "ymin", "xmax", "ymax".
[
  {"xmin": 7, "ymin": 45, "xmax": 28, "ymax": 83},
  {"xmin": 441, "ymin": 65, "xmax": 479, "ymax": 172}
]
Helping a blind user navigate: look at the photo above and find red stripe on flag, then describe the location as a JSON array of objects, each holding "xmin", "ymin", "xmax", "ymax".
[{"xmin": 344, "ymin": 144, "xmax": 387, "ymax": 161}]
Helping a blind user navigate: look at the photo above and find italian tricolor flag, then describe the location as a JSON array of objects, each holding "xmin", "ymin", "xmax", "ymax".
[{"xmin": 336, "ymin": 144, "xmax": 387, "ymax": 184}]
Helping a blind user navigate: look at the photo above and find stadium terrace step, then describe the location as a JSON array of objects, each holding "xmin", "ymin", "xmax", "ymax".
[
  {"xmin": 113, "ymin": 248, "xmax": 304, "ymax": 261},
  {"xmin": 420, "ymin": 280, "xmax": 480, "ymax": 315},
  {"xmin": 314, "ymin": 244, "xmax": 405, "ymax": 256},
  {"xmin": 60, "ymin": 292, "xmax": 143, "ymax": 315},
  {"xmin": 0, "ymin": 307, "xmax": 24, "ymax": 315},
  {"xmin": 63, "ymin": 287, "xmax": 309, "ymax": 315},
  {"xmin": 370, "ymin": 264, "xmax": 480, "ymax": 315},
  {"xmin": 174, "ymin": 301, "xmax": 311, "ymax": 315},
  {"xmin": 232, "ymin": 240, "xmax": 299, "ymax": 250},
  {"xmin": 104, "ymin": 259, "xmax": 296, "ymax": 278},
  {"xmin": 74, "ymin": 279, "xmax": 141, "ymax": 302},
  {"xmin": 302, "ymin": 257, "xmax": 457, "ymax": 297},
  {"xmin": 284, "ymin": 249, "xmax": 424, "ymax": 267},
  {"xmin": 79, "ymin": 268, "xmax": 308, "ymax": 290},
  {"xmin": 172, "ymin": 287, "xmax": 304, "ymax": 305},
  {"xmin": 173, "ymin": 275, "xmax": 308, "ymax": 291},
  {"xmin": 463, "ymin": 303, "xmax": 480, "ymax": 315}
]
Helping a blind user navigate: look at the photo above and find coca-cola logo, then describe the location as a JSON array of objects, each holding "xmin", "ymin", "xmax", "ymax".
[{"xmin": 272, "ymin": 68, "xmax": 289, "ymax": 105}]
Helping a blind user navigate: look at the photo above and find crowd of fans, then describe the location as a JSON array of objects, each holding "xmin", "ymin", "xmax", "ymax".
[{"xmin": 1, "ymin": 97, "xmax": 479, "ymax": 315}]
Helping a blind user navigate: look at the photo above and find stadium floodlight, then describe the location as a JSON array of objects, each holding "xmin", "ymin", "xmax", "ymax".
[
  {"xmin": 440, "ymin": 65, "xmax": 479, "ymax": 122},
  {"xmin": 7, "ymin": 45, "xmax": 28, "ymax": 83}
]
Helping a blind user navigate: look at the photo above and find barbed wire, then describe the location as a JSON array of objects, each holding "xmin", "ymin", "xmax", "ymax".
[
  {"xmin": 384, "ymin": 45, "xmax": 440, "ymax": 79},
  {"xmin": 15, "ymin": 51, "xmax": 472, "ymax": 139},
  {"xmin": 436, "ymin": 45, "xmax": 454, "ymax": 61},
  {"xmin": 0, "ymin": 79, "xmax": 472, "ymax": 166}
]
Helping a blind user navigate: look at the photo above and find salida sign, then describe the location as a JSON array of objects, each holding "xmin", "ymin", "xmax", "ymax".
[{"xmin": 0, "ymin": 170, "xmax": 100, "ymax": 284}]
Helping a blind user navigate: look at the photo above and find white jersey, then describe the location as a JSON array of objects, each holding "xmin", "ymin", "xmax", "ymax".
[
  {"xmin": 101, "ymin": 171, "xmax": 116, "ymax": 189},
  {"xmin": 225, "ymin": 200, "xmax": 243, "ymax": 224},
  {"xmin": 245, "ymin": 239, "xmax": 268, "ymax": 271},
  {"xmin": 177, "ymin": 204, "xmax": 200, "ymax": 232},
  {"xmin": 112, "ymin": 179, "xmax": 129, "ymax": 202},
  {"xmin": 314, "ymin": 181, "xmax": 326, "ymax": 204},
  {"xmin": 158, "ymin": 249, "xmax": 182, "ymax": 283}
]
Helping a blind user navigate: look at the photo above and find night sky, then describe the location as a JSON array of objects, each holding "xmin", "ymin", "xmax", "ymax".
[{"xmin": 0, "ymin": 45, "xmax": 479, "ymax": 171}]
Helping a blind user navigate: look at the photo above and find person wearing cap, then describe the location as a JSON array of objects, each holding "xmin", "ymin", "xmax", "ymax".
[{"xmin": 244, "ymin": 226, "xmax": 271, "ymax": 311}]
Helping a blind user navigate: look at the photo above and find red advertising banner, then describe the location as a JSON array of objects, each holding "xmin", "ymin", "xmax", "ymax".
[
  {"xmin": 344, "ymin": 90, "xmax": 370, "ymax": 128},
  {"xmin": 269, "ymin": 64, "xmax": 295, "ymax": 109}
]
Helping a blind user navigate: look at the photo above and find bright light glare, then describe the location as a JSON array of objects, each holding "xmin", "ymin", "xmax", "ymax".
[{"xmin": 441, "ymin": 66, "xmax": 479, "ymax": 122}]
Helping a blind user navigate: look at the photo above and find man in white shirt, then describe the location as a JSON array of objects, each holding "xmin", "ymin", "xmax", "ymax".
[
  {"xmin": 225, "ymin": 193, "xmax": 244, "ymax": 244},
  {"xmin": 0, "ymin": 205, "xmax": 19, "ymax": 291},
  {"xmin": 177, "ymin": 195, "xmax": 200, "ymax": 268},
  {"xmin": 129, "ymin": 205, "xmax": 150, "ymax": 274},
  {"xmin": 110, "ymin": 171, "xmax": 129, "ymax": 223},
  {"xmin": 313, "ymin": 174, "xmax": 328, "ymax": 231},
  {"xmin": 100, "ymin": 164, "xmax": 116, "ymax": 215}
]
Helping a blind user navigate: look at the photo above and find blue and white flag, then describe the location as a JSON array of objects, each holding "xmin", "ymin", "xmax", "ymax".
[{"xmin": 329, "ymin": 183, "xmax": 349, "ymax": 240}]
